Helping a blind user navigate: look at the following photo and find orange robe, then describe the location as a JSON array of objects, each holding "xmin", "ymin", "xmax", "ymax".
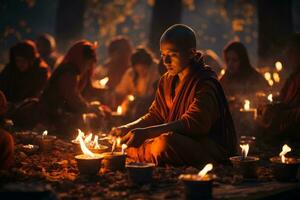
[{"xmin": 127, "ymin": 67, "xmax": 237, "ymax": 166}]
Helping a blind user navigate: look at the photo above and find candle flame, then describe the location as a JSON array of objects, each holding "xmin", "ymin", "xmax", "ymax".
[
  {"xmin": 220, "ymin": 69, "xmax": 226, "ymax": 76},
  {"xmin": 93, "ymin": 135, "xmax": 100, "ymax": 149},
  {"xmin": 42, "ymin": 130, "xmax": 48, "ymax": 139},
  {"xmin": 75, "ymin": 129, "xmax": 85, "ymax": 142},
  {"xmin": 198, "ymin": 163, "xmax": 213, "ymax": 179},
  {"xmin": 117, "ymin": 106, "xmax": 122, "ymax": 115},
  {"xmin": 268, "ymin": 79, "xmax": 274, "ymax": 86},
  {"xmin": 267, "ymin": 94, "xmax": 273, "ymax": 102},
  {"xmin": 273, "ymin": 72, "xmax": 280, "ymax": 83},
  {"xmin": 240, "ymin": 144, "xmax": 249, "ymax": 159},
  {"xmin": 116, "ymin": 137, "xmax": 121, "ymax": 147},
  {"xmin": 244, "ymin": 99, "xmax": 250, "ymax": 110},
  {"xmin": 84, "ymin": 133, "xmax": 93, "ymax": 143},
  {"xmin": 99, "ymin": 77, "xmax": 109, "ymax": 87},
  {"xmin": 279, "ymin": 144, "xmax": 291, "ymax": 163},
  {"xmin": 42, "ymin": 130, "xmax": 48, "ymax": 136},
  {"xmin": 79, "ymin": 133, "xmax": 94, "ymax": 157},
  {"xmin": 121, "ymin": 144, "xmax": 127, "ymax": 154},
  {"xmin": 128, "ymin": 95, "xmax": 135, "ymax": 101},
  {"xmin": 264, "ymin": 72, "xmax": 271, "ymax": 81},
  {"xmin": 275, "ymin": 61, "xmax": 283, "ymax": 72}
]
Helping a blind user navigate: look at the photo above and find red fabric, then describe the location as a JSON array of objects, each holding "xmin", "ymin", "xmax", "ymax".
[{"xmin": 0, "ymin": 130, "xmax": 14, "ymax": 170}]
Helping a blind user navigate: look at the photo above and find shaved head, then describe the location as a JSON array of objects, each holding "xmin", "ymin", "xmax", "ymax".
[{"xmin": 160, "ymin": 24, "xmax": 196, "ymax": 52}]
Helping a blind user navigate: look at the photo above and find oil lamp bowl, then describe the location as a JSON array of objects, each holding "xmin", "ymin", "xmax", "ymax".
[
  {"xmin": 230, "ymin": 156, "xmax": 260, "ymax": 179},
  {"xmin": 75, "ymin": 154, "xmax": 103, "ymax": 175},
  {"xmin": 270, "ymin": 156, "xmax": 300, "ymax": 181},
  {"xmin": 101, "ymin": 152, "xmax": 126, "ymax": 172},
  {"xmin": 179, "ymin": 174, "xmax": 213, "ymax": 200},
  {"xmin": 20, "ymin": 144, "xmax": 39, "ymax": 155},
  {"xmin": 15, "ymin": 131, "xmax": 38, "ymax": 144},
  {"xmin": 126, "ymin": 162, "xmax": 155, "ymax": 184}
]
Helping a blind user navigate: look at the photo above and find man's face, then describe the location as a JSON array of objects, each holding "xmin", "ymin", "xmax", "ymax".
[
  {"xmin": 160, "ymin": 41, "xmax": 189, "ymax": 76},
  {"xmin": 15, "ymin": 56, "xmax": 30, "ymax": 72}
]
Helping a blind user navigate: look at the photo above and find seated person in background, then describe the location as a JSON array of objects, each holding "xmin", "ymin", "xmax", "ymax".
[
  {"xmin": 0, "ymin": 40, "xmax": 51, "ymax": 106},
  {"xmin": 0, "ymin": 90, "xmax": 14, "ymax": 170},
  {"xmin": 115, "ymin": 47, "xmax": 160, "ymax": 117},
  {"xmin": 94, "ymin": 36, "xmax": 132, "ymax": 91},
  {"xmin": 111, "ymin": 24, "xmax": 237, "ymax": 167},
  {"xmin": 39, "ymin": 40, "xmax": 104, "ymax": 137},
  {"xmin": 259, "ymin": 33, "xmax": 300, "ymax": 142},
  {"xmin": 220, "ymin": 41, "xmax": 268, "ymax": 97},
  {"xmin": 36, "ymin": 33, "xmax": 61, "ymax": 71}
]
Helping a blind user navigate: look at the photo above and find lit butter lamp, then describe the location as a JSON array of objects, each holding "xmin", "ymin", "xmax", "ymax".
[
  {"xmin": 240, "ymin": 99, "xmax": 257, "ymax": 120},
  {"xmin": 36, "ymin": 130, "xmax": 57, "ymax": 152},
  {"xmin": 21, "ymin": 144, "xmax": 39, "ymax": 155},
  {"xmin": 71, "ymin": 129, "xmax": 108, "ymax": 153},
  {"xmin": 230, "ymin": 144, "xmax": 260, "ymax": 179},
  {"xmin": 270, "ymin": 144, "xmax": 300, "ymax": 181},
  {"xmin": 75, "ymin": 134, "xmax": 103, "ymax": 175},
  {"xmin": 101, "ymin": 137, "xmax": 127, "ymax": 172},
  {"xmin": 126, "ymin": 162, "xmax": 155, "ymax": 185},
  {"xmin": 179, "ymin": 163, "xmax": 214, "ymax": 200}
]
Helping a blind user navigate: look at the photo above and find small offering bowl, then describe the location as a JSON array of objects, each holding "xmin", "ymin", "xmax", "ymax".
[
  {"xmin": 126, "ymin": 162, "xmax": 155, "ymax": 184},
  {"xmin": 230, "ymin": 156, "xmax": 260, "ymax": 179},
  {"xmin": 101, "ymin": 152, "xmax": 126, "ymax": 172},
  {"xmin": 75, "ymin": 154, "xmax": 104, "ymax": 175},
  {"xmin": 15, "ymin": 131, "xmax": 38, "ymax": 144},
  {"xmin": 36, "ymin": 135, "xmax": 57, "ymax": 152},
  {"xmin": 270, "ymin": 157, "xmax": 300, "ymax": 181},
  {"xmin": 179, "ymin": 174, "xmax": 213, "ymax": 200}
]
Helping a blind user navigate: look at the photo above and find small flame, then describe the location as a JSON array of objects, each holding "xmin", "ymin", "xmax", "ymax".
[
  {"xmin": 220, "ymin": 69, "xmax": 226, "ymax": 76},
  {"xmin": 279, "ymin": 144, "xmax": 291, "ymax": 163},
  {"xmin": 75, "ymin": 129, "xmax": 85, "ymax": 142},
  {"xmin": 198, "ymin": 163, "xmax": 213, "ymax": 179},
  {"xmin": 84, "ymin": 133, "xmax": 93, "ymax": 143},
  {"xmin": 121, "ymin": 144, "xmax": 127, "ymax": 154},
  {"xmin": 244, "ymin": 99, "xmax": 250, "ymax": 110},
  {"xmin": 275, "ymin": 61, "xmax": 283, "ymax": 72},
  {"xmin": 267, "ymin": 94, "xmax": 273, "ymax": 102},
  {"xmin": 79, "ymin": 133, "xmax": 94, "ymax": 157},
  {"xmin": 117, "ymin": 106, "xmax": 122, "ymax": 115},
  {"xmin": 268, "ymin": 79, "xmax": 274, "ymax": 86},
  {"xmin": 42, "ymin": 130, "xmax": 48, "ymax": 139},
  {"xmin": 273, "ymin": 72, "xmax": 280, "ymax": 83},
  {"xmin": 116, "ymin": 137, "xmax": 121, "ymax": 147},
  {"xmin": 42, "ymin": 130, "xmax": 48, "ymax": 136},
  {"xmin": 99, "ymin": 77, "xmax": 109, "ymax": 87},
  {"xmin": 264, "ymin": 72, "xmax": 271, "ymax": 81},
  {"xmin": 128, "ymin": 95, "xmax": 135, "ymax": 101},
  {"xmin": 240, "ymin": 144, "xmax": 249, "ymax": 159},
  {"xmin": 93, "ymin": 135, "xmax": 100, "ymax": 149}
]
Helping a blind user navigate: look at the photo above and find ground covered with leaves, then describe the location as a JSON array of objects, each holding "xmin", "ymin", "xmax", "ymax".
[{"xmin": 0, "ymin": 136, "xmax": 299, "ymax": 200}]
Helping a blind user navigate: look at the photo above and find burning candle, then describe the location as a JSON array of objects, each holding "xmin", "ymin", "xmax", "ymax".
[
  {"xmin": 275, "ymin": 61, "xmax": 283, "ymax": 72},
  {"xmin": 99, "ymin": 77, "xmax": 109, "ymax": 89},
  {"xmin": 267, "ymin": 94, "xmax": 273, "ymax": 102},
  {"xmin": 75, "ymin": 134, "xmax": 103, "ymax": 175},
  {"xmin": 179, "ymin": 163, "xmax": 214, "ymax": 200},
  {"xmin": 270, "ymin": 144, "xmax": 300, "ymax": 181},
  {"xmin": 21, "ymin": 144, "xmax": 39, "ymax": 155},
  {"xmin": 36, "ymin": 130, "xmax": 57, "ymax": 152},
  {"xmin": 230, "ymin": 144, "xmax": 259, "ymax": 179},
  {"xmin": 240, "ymin": 99, "xmax": 257, "ymax": 120}
]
